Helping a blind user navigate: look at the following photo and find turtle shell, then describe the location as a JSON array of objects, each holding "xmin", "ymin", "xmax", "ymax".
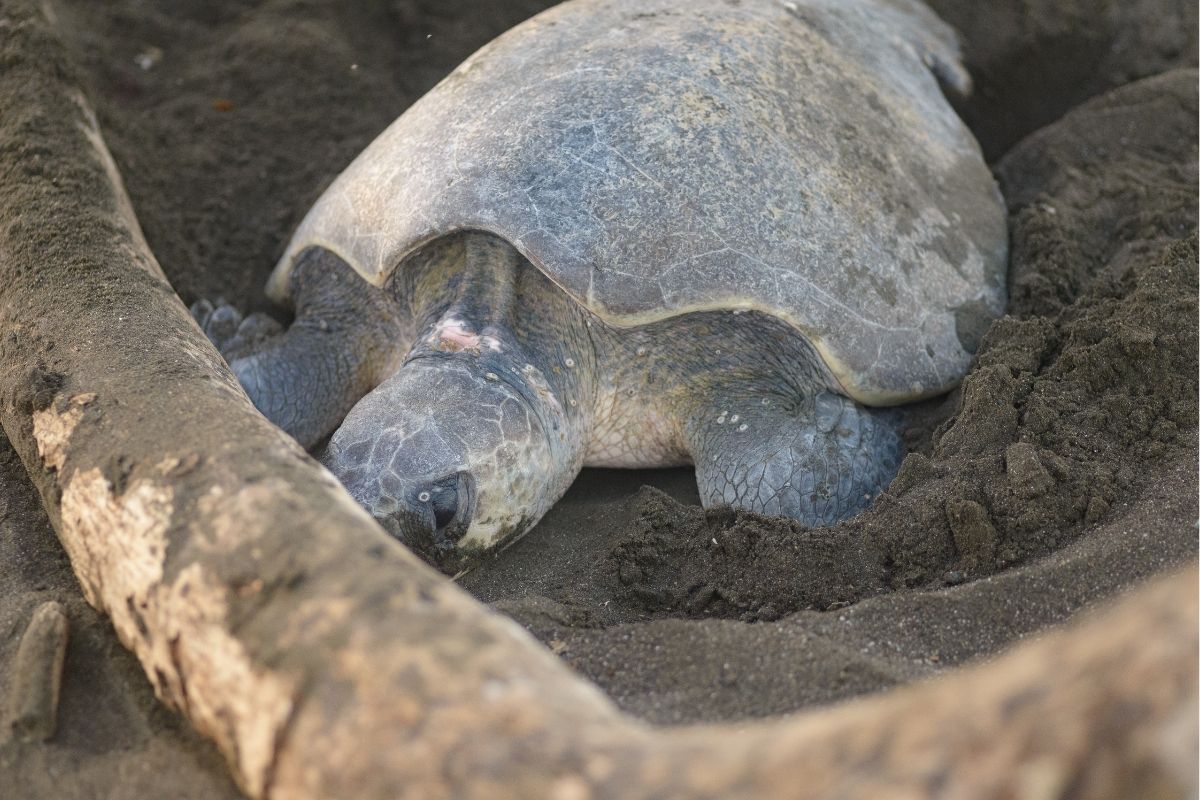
[{"xmin": 269, "ymin": 0, "xmax": 1007, "ymax": 403}]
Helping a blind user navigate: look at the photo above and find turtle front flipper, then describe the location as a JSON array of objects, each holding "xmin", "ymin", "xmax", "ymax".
[
  {"xmin": 191, "ymin": 247, "xmax": 406, "ymax": 449},
  {"xmin": 192, "ymin": 300, "xmax": 283, "ymax": 360},
  {"xmin": 684, "ymin": 391, "xmax": 904, "ymax": 526}
]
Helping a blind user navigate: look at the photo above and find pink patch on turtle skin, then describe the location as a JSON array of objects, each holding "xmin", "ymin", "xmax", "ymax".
[
  {"xmin": 429, "ymin": 318, "xmax": 482, "ymax": 352},
  {"xmin": 427, "ymin": 318, "xmax": 506, "ymax": 353}
]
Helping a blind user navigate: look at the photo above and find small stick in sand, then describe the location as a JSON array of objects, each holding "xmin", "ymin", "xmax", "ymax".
[{"xmin": 7, "ymin": 601, "xmax": 70, "ymax": 743}]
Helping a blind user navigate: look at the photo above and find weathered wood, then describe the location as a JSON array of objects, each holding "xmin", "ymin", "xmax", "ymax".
[
  {"xmin": 0, "ymin": 2, "xmax": 1194, "ymax": 798},
  {"xmin": 6, "ymin": 601, "xmax": 69, "ymax": 743}
]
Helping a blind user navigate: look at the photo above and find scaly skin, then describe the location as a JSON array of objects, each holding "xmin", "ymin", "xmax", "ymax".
[
  {"xmin": 593, "ymin": 312, "xmax": 904, "ymax": 522},
  {"xmin": 196, "ymin": 246, "xmax": 407, "ymax": 449},
  {"xmin": 194, "ymin": 232, "xmax": 903, "ymax": 570}
]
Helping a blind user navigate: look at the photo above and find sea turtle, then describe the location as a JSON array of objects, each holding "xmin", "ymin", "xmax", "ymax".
[{"xmin": 193, "ymin": 0, "xmax": 1007, "ymax": 571}]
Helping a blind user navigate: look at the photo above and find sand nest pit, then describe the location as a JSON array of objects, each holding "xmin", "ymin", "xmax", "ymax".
[{"xmin": 0, "ymin": 0, "xmax": 1196, "ymax": 798}]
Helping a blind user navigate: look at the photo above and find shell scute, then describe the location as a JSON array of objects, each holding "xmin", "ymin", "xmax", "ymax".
[{"xmin": 271, "ymin": 0, "xmax": 1007, "ymax": 402}]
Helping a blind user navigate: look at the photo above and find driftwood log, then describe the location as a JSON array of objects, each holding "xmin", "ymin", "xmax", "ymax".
[{"xmin": 0, "ymin": 2, "xmax": 1195, "ymax": 798}]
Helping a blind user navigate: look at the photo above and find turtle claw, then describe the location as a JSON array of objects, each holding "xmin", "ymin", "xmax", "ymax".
[
  {"xmin": 233, "ymin": 312, "xmax": 284, "ymax": 347},
  {"xmin": 205, "ymin": 302, "xmax": 243, "ymax": 344},
  {"xmin": 190, "ymin": 298, "xmax": 214, "ymax": 326},
  {"xmin": 190, "ymin": 298, "xmax": 282, "ymax": 360},
  {"xmin": 190, "ymin": 297, "xmax": 239, "ymax": 352}
]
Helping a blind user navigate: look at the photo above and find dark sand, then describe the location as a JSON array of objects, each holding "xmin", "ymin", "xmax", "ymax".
[{"xmin": 1, "ymin": 1, "xmax": 1196, "ymax": 796}]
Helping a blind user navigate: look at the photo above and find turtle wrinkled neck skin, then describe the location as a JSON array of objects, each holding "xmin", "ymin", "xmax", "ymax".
[{"xmin": 194, "ymin": 0, "xmax": 1007, "ymax": 572}]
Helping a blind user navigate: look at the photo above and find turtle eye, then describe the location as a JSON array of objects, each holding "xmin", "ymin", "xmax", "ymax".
[
  {"xmin": 427, "ymin": 470, "xmax": 476, "ymax": 534},
  {"xmin": 429, "ymin": 475, "xmax": 460, "ymax": 530},
  {"xmin": 407, "ymin": 471, "xmax": 475, "ymax": 554}
]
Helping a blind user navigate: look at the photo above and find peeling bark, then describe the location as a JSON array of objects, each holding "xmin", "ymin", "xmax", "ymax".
[{"xmin": 0, "ymin": 2, "xmax": 1195, "ymax": 798}]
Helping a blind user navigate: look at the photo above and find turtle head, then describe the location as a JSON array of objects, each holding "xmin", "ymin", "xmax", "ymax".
[{"xmin": 322, "ymin": 355, "xmax": 580, "ymax": 572}]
